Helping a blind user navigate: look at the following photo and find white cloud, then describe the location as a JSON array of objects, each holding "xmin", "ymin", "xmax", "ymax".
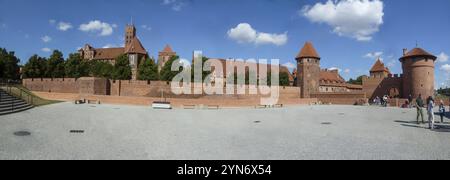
[
  {"xmin": 112, "ymin": 24, "xmax": 118, "ymax": 28},
  {"xmin": 329, "ymin": 67, "xmax": 342, "ymax": 72},
  {"xmin": 41, "ymin": 48, "xmax": 51, "ymax": 52},
  {"xmin": 344, "ymin": 69, "xmax": 351, "ymax": 73},
  {"xmin": 141, "ymin": 25, "xmax": 152, "ymax": 31},
  {"xmin": 102, "ymin": 44, "xmax": 117, "ymax": 48},
  {"xmin": 364, "ymin": 51, "xmax": 383, "ymax": 59},
  {"xmin": 58, "ymin": 22, "xmax": 73, "ymax": 31},
  {"xmin": 283, "ymin": 62, "xmax": 296, "ymax": 71},
  {"xmin": 79, "ymin": 20, "xmax": 114, "ymax": 36},
  {"xmin": 162, "ymin": 0, "xmax": 186, "ymax": 11},
  {"xmin": 441, "ymin": 64, "xmax": 450, "ymax": 73},
  {"xmin": 301, "ymin": 0, "xmax": 384, "ymax": 41},
  {"xmin": 227, "ymin": 23, "xmax": 288, "ymax": 46},
  {"xmin": 437, "ymin": 52, "xmax": 449, "ymax": 63},
  {"xmin": 41, "ymin": 35, "xmax": 52, "ymax": 43}
]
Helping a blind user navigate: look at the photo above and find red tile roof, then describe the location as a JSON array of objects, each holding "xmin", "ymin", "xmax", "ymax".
[
  {"xmin": 400, "ymin": 48, "xmax": 437, "ymax": 60},
  {"xmin": 319, "ymin": 70, "xmax": 345, "ymax": 83},
  {"xmin": 162, "ymin": 45, "xmax": 174, "ymax": 53},
  {"xmin": 93, "ymin": 48, "xmax": 125, "ymax": 60},
  {"xmin": 125, "ymin": 37, "xmax": 147, "ymax": 55},
  {"xmin": 296, "ymin": 41, "xmax": 320, "ymax": 59},
  {"xmin": 370, "ymin": 59, "xmax": 390, "ymax": 73}
]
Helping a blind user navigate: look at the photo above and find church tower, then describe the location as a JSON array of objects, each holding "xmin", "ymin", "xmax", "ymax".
[
  {"xmin": 296, "ymin": 42, "xmax": 321, "ymax": 98},
  {"xmin": 124, "ymin": 24, "xmax": 136, "ymax": 48}
]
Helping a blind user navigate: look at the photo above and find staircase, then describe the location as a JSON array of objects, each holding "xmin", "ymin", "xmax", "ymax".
[{"xmin": 0, "ymin": 88, "xmax": 33, "ymax": 116}]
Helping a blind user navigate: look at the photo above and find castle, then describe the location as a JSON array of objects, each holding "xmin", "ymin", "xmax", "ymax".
[
  {"xmin": 78, "ymin": 24, "xmax": 177, "ymax": 80},
  {"xmin": 295, "ymin": 42, "xmax": 437, "ymax": 100}
]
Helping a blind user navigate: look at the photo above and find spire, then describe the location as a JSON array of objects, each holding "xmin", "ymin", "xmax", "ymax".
[{"xmin": 296, "ymin": 41, "xmax": 320, "ymax": 60}]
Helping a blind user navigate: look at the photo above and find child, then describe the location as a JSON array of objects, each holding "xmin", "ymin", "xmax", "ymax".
[{"xmin": 439, "ymin": 100, "xmax": 446, "ymax": 123}]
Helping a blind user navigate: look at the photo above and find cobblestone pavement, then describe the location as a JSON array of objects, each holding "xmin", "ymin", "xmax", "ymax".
[{"xmin": 1, "ymin": 102, "xmax": 449, "ymax": 160}]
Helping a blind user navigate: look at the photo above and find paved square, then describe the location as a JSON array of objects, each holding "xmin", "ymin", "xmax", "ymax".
[{"xmin": 1, "ymin": 103, "xmax": 449, "ymax": 160}]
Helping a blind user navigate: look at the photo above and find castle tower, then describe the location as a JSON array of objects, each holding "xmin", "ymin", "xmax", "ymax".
[
  {"xmin": 158, "ymin": 45, "xmax": 177, "ymax": 72},
  {"xmin": 400, "ymin": 47, "xmax": 437, "ymax": 99},
  {"xmin": 124, "ymin": 24, "xmax": 136, "ymax": 49},
  {"xmin": 370, "ymin": 58, "xmax": 391, "ymax": 78},
  {"xmin": 296, "ymin": 42, "xmax": 321, "ymax": 98}
]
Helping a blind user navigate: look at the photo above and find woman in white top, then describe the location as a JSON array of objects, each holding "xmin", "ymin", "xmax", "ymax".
[{"xmin": 427, "ymin": 96, "xmax": 435, "ymax": 130}]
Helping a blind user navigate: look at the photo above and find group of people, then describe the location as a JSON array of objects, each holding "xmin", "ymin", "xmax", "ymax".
[
  {"xmin": 415, "ymin": 94, "xmax": 447, "ymax": 130},
  {"xmin": 373, "ymin": 95, "xmax": 390, "ymax": 107}
]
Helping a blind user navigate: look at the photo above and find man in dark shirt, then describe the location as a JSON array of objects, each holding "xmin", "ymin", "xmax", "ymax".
[{"xmin": 416, "ymin": 94, "xmax": 425, "ymax": 124}]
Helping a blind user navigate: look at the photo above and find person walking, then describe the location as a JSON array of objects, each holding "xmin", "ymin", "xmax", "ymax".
[
  {"xmin": 427, "ymin": 96, "xmax": 435, "ymax": 129},
  {"xmin": 416, "ymin": 94, "xmax": 425, "ymax": 124},
  {"xmin": 439, "ymin": 100, "xmax": 446, "ymax": 123}
]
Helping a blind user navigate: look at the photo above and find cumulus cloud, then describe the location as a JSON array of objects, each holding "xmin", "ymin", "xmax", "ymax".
[
  {"xmin": 301, "ymin": 0, "xmax": 384, "ymax": 41},
  {"xmin": 437, "ymin": 52, "xmax": 449, "ymax": 63},
  {"xmin": 227, "ymin": 23, "xmax": 288, "ymax": 46},
  {"xmin": 41, "ymin": 35, "xmax": 52, "ymax": 43},
  {"xmin": 344, "ymin": 69, "xmax": 351, "ymax": 73},
  {"xmin": 79, "ymin": 20, "xmax": 114, "ymax": 36},
  {"xmin": 41, "ymin": 47, "xmax": 51, "ymax": 52},
  {"xmin": 441, "ymin": 64, "xmax": 450, "ymax": 73},
  {"xmin": 102, "ymin": 44, "xmax": 117, "ymax": 48},
  {"xmin": 58, "ymin": 22, "xmax": 73, "ymax": 31},
  {"xmin": 364, "ymin": 51, "xmax": 383, "ymax": 59}
]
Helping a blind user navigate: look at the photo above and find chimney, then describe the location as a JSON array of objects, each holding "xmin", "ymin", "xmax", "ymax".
[{"xmin": 402, "ymin": 48, "xmax": 408, "ymax": 56}]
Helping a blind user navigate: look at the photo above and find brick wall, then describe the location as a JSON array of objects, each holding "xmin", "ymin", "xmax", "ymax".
[
  {"xmin": 362, "ymin": 75, "xmax": 403, "ymax": 100},
  {"xmin": 23, "ymin": 78, "xmax": 79, "ymax": 93},
  {"xmin": 310, "ymin": 92, "xmax": 367, "ymax": 105}
]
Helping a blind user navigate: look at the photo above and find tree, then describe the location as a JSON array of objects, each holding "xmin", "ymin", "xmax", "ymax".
[
  {"xmin": 279, "ymin": 72, "xmax": 290, "ymax": 86},
  {"xmin": 0, "ymin": 48, "xmax": 20, "ymax": 80},
  {"xmin": 112, "ymin": 54, "xmax": 132, "ymax": 80},
  {"xmin": 45, "ymin": 50, "xmax": 65, "ymax": 78},
  {"xmin": 89, "ymin": 60, "xmax": 114, "ymax": 78},
  {"xmin": 65, "ymin": 53, "xmax": 89, "ymax": 78},
  {"xmin": 347, "ymin": 75, "xmax": 364, "ymax": 85},
  {"xmin": 160, "ymin": 55, "xmax": 183, "ymax": 81},
  {"xmin": 138, "ymin": 57, "xmax": 159, "ymax": 80},
  {"xmin": 22, "ymin": 55, "xmax": 47, "ymax": 78}
]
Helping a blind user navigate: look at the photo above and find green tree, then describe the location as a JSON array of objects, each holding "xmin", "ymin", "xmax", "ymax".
[
  {"xmin": 45, "ymin": 50, "xmax": 65, "ymax": 78},
  {"xmin": 347, "ymin": 75, "xmax": 364, "ymax": 85},
  {"xmin": 279, "ymin": 72, "xmax": 290, "ymax": 86},
  {"xmin": 112, "ymin": 54, "xmax": 132, "ymax": 80},
  {"xmin": 22, "ymin": 55, "xmax": 47, "ymax": 78},
  {"xmin": 160, "ymin": 55, "xmax": 183, "ymax": 81},
  {"xmin": 89, "ymin": 60, "xmax": 114, "ymax": 78},
  {"xmin": 138, "ymin": 58, "xmax": 159, "ymax": 80},
  {"xmin": 65, "ymin": 53, "xmax": 89, "ymax": 78},
  {"xmin": 0, "ymin": 48, "xmax": 20, "ymax": 80}
]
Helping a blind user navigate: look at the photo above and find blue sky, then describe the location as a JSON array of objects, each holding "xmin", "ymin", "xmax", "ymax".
[{"xmin": 1, "ymin": 0, "xmax": 450, "ymax": 87}]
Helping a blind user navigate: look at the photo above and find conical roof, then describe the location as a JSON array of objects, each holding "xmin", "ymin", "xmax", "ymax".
[
  {"xmin": 162, "ymin": 44, "xmax": 174, "ymax": 52},
  {"xmin": 296, "ymin": 41, "xmax": 320, "ymax": 59},
  {"xmin": 400, "ymin": 48, "xmax": 436, "ymax": 61},
  {"xmin": 370, "ymin": 58, "xmax": 390, "ymax": 73}
]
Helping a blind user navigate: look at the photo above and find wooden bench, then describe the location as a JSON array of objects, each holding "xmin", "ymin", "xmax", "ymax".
[{"xmin": 207, "ymin": 105, "xmax": 219, "ymax": 110}]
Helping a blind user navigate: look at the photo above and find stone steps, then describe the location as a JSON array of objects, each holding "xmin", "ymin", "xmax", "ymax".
[{"xmin": 0, "ymin": 89, "xmax": 33, "ymax": 116}]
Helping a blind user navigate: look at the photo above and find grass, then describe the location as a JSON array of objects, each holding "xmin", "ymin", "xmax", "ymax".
[{"xmin": 1, "ymin": 85, "xmax": 61, "ymax": 107}]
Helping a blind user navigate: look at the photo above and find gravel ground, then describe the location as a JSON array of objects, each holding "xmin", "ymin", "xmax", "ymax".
[{"xmin": 0, "ymin": 102, "xmax": 449, "ymax": 160}]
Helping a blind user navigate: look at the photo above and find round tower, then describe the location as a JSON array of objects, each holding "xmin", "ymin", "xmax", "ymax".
[
  {"xmin": 400, "ymin": 47, "xmax": 437, "ymax": 99},
  {"xmin": 296, "ymin": 42, "xmax": 321, "ymax": 98}
]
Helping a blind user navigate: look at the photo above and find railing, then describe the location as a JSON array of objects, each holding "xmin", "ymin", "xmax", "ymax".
[{"xmin": 0, "ymin": 80, "xmax": 35, "ymax": 109}]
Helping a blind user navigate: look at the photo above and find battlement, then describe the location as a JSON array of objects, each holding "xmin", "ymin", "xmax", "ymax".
[{"xmin": 363, "ymin": 74, "xmax": 403, "ymax": 81}]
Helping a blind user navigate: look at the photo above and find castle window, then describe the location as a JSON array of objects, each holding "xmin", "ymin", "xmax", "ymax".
[{"xmin": 421, "ymin": 84, "xmax": 424, "ymax": 87}]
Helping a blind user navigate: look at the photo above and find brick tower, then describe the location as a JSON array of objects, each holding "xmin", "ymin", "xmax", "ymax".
[
  {"xmin": 124, "ymin": 24, "xmax": 136, "ymax": 49},
  {"xmin": 296, "ymin": 42, "xmax": 321, "ymax": 98},
  {"xmin": 158, "ymin": 45, "xmax": 177, "ymax": 72},
  {"xmin": 400, "ymin": 47, "xmax": 437, "ymax": 98}
]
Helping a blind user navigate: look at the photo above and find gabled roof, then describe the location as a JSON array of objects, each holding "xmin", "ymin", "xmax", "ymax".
[
  {"xmin": 93, "ymin": 48, "xmax": 125, "ymax": 60},
  {"xmin": 400, "ymin": 48, "xmax": 437, "ymax": 61},
  {"xmin": 125, "ymin": 37, "xmax": 147, "ymax": 55},
  {"xmin": 296, "ymin": 41, "xmax": 320, "ymax": 59},
  {"xmin": 370, "ymin": 59, "xmax": 390, "ymax": 73},
  {"xmin": 319, "ymin": 70, "xmax": 345, "ymax": 83},
  {"xmin": 162, "ymin": 45, "xmax": 174, "ymax": 53}
]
